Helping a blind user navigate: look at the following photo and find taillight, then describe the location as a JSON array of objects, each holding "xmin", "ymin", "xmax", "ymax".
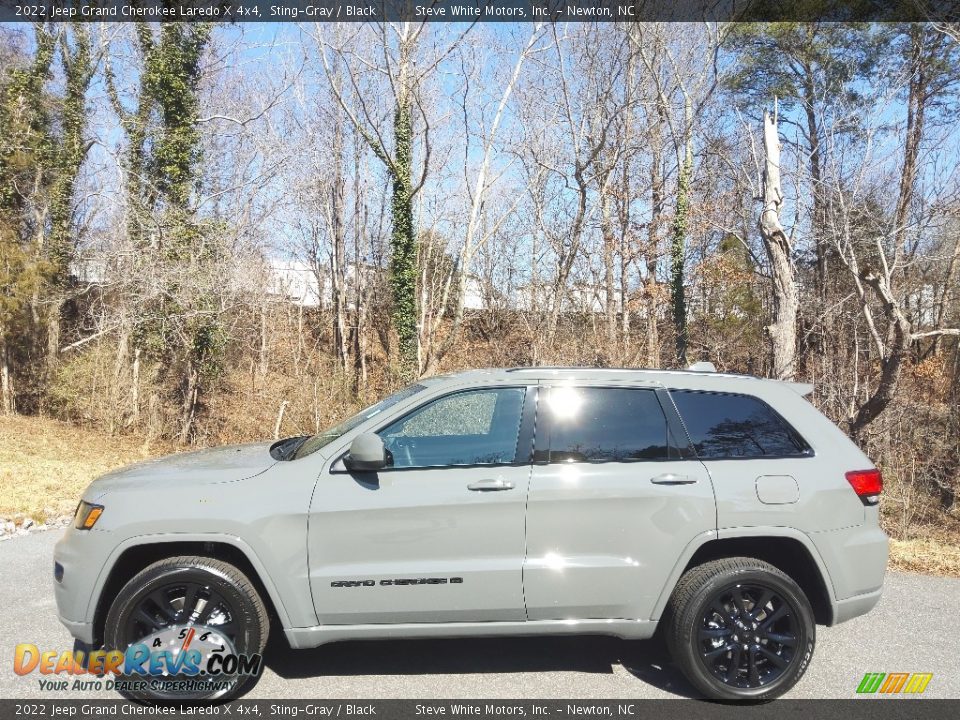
[{"xmin": 846, "ymin": 469, "xmax": 883, "ymax": 505}]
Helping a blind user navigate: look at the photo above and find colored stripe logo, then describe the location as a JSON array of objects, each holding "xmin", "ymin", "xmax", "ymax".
[{"xmin": 857, "ymin": 672, "xmax": 933, "ymax": 695}]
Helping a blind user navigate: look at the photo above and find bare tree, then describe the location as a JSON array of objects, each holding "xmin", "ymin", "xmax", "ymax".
[
  {"xmin": 420, "ymin": 24, "xmax": 544, "ymax": 375},
  {"xmin": 313, "ymin": 23, "xmax": 470, "ymax": 377}
]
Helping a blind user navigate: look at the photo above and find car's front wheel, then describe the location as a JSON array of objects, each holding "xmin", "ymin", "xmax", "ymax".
[
  {"xmin": 103, "ymin": 555, "xmax": 269, "ymax": 701},
  {"xmin": 665, "ymin": 557, "xmax": 815, "ymax": 701}
]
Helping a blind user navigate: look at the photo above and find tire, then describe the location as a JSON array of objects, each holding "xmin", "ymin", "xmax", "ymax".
[
  {"xmin": 664, "ymin": 557, "xmax": 815, "ymax": 701},
  {"xmin": 103, "ymin": 556, "xmax": 269, "ymax": 702}
]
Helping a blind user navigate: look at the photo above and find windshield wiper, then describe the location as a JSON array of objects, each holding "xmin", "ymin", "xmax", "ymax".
[{"xmin": 269, "ymin": 435, "xmax": 310, "ymax": 461}]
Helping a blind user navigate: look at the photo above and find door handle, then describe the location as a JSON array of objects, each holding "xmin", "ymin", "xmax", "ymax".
[
  {"xmin": 467, "ymin": 478, "xmax": 515, "ymax": 492},
  {"xmin": 650, "ymin": 473, "xmax": 698, "ymax": 485}
]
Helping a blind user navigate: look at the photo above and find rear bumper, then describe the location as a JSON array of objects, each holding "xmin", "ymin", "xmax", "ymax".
[
  {"xmin": 809, "ymin": 523, "xmax": 889, "ymax": 600},
  {"xmin": 830, "ymin": 586, "xmax": 883, "ymax": 625},
  {"xmin": 808, "ymin": 521, "xmax": 888, "ymax": 625}
]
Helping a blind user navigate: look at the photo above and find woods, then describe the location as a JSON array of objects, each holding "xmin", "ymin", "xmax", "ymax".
[{"xmin": 1, "ymin": 21, "xmax": 959, "ymax": 542}]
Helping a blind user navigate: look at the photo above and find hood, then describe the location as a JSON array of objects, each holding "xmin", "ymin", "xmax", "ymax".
[{"xmin": 86, "ymin": 442, "xmax": 277, "ymax": 499}]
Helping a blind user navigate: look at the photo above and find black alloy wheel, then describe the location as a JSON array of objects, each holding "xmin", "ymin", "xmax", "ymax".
[
  {"xmin": 124, "ymin": 581, "xmax": 240, "ymax": 644},
  {"xmin": 104, "ymin": 556, "xmax": 269, "ymax": 702},
  {"xmin": 665, "ymin": 557, "xmax": 815, "ymax": 701},
  {"xmin": 697, "ymin": 583, "xmax": 799, "ymax": 689}
]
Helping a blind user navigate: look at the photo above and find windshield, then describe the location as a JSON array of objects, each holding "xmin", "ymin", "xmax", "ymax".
[{"xmin": 293, "ymin": 383, "xmax": 428, "ymax": 460}]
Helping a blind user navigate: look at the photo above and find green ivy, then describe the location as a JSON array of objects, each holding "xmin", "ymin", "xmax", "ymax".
[
  {"xmin": 115, "ymin": 22, "xmax": 220, "ymax": 437},
  {"xmin": 389, "ymin": 99, "xmax": 419, "ymax": 376},
  {"xmin": 670, "ymin": 153, "xmax": 692, "ymax": 366}
]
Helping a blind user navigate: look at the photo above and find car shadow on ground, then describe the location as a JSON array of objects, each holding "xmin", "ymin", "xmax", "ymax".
[{"xmin": 255, "ymin": 633, "xmax": 698, "ymax": 699}]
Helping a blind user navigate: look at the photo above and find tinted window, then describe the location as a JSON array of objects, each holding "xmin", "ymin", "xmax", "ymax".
[
  {"xmin": 544, "ymin": 387, "xmax": 670, "ymax": 463},
  {"xmin": 670, "ymin": 391, "xmax": 810, "ymax": 459},
  {"xmin": 379, "ymin": 387, "xmax": 526, "ymax": 468}
]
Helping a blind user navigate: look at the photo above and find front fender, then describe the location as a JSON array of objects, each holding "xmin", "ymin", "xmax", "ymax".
[{"xmin": 70, "ymin": 529, "xmax": 322, "ymax": 649}]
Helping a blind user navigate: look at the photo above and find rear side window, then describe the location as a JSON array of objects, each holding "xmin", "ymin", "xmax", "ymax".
[
  {"xmin": 670, "ymin": 390, "xmax": 811, "ymax": 459},
  {"xmin": 543, "ymin": 387, "xmax": 672, "ymax": 463}
]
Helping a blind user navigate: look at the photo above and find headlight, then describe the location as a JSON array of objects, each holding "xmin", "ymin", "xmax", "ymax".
[{"xmin": 73, "ymin": 501, "xmax": 104, "ymax": 530}]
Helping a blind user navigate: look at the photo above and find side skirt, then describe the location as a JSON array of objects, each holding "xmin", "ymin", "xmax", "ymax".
[{"xmin": 284, "ymin": 618, "xmax": 658, "ymax": 650}]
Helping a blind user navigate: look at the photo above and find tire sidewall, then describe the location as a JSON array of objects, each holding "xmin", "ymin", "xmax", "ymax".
[
  {"xmin": 674, "ymin": 567, "xmax": 815, "ymax": 701},
  {"xmin": 104, "ymin": 560, "xmax": 264, "ymax": 701}
]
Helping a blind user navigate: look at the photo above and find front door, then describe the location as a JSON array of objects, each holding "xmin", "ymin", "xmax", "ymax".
[
  {"xmin": 309, "ymin": 385, "xmax": 534, "ymax": 625},
  {"xmin": 524, "ymin": 384, "xmax": 717, "ymax": 621}
]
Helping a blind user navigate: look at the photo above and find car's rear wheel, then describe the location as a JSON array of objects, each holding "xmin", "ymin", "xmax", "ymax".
[
  {"xmin": 103, "ymin": 556, "xmax": 269, "ymax": 702},
  {"xmin": 665, "ymin": 557, "xmax": 815, "ymax": 701}
]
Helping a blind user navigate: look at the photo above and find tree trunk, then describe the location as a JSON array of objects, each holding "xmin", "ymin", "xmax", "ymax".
[
  {"xmin": 545, "ymin": 181, "xmax": 588, "ymax": 348},
  {"xmin": 179, "ymin": 363, "xmax": 199, "ymax": 444},
  {"xmin": 759, "ymin": 109, "xmax": 798, "ymax": 381},
  {"xmin": 45, "ymin": 301, "xmax": 62, "ymax": 380},
  {"xmin": 259, "ymin": 307, "xmax": 268, "ymax": 376},
  {"xmin": 850, "ymin": 270, "xmax": 913, "ymax": 440},
  {"xmin": 670, "ymin": 134, "xmax": 692, "ymax": 366},
  {"xmin": 932, "ymin": 232, "xmax": 960, "ymax": 356},
  {"xmin": 892, "ymin": 26, "xmax": 928, "ymax": 291},
  {"xmin": 645, "ymin": 110, "xmax": 665, "ymax": 368},
  {"xmin": 0, "ymin": 327, "xmax": 13, "ymax": 414},
  {"xmin": 44, "ymin": 27, "xmax": 94, "ymax": 383},
  {"xmin": 619, "ymin": 50, "xmax": 634, "ymax": 354},
  {"xmin": 388, "ymin": 26, "xmax": 419, "ymax": 377},
  {"xmin": 601, "ymin": 182, "xmax": 617, "ymax": 348},
  {"xmin": 849, "ymin": 28, "xmax": 933, "ymax": 438},
  {"xmin": 800, "ymin": 47, "xmax": 827, "ymax": 305},
  {"xmin": 131, "ymin": 346, "xmax": 141, "ymax": 427},
  {"xmin": 330, "ymin": 64, "xmax": 349, "ymax": 369},
  {"xmin": 352, "ymin": 133, "xmax": 368, "ymax": 395}
]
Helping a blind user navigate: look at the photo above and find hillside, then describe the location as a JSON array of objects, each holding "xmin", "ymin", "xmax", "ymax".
[{"xmin": 0, "ymin": 414, "xmax": 173, "ymax": 524}]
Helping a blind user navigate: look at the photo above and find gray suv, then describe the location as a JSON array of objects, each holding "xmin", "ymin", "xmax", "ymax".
[{"xmin": 54, "ymin": 365, "xmax": 888, "ymax": 701}]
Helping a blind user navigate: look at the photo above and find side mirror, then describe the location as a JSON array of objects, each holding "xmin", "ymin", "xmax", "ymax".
[{"xmin": 344, "ymin": 433, "xmax": 386, "ymax": 472}]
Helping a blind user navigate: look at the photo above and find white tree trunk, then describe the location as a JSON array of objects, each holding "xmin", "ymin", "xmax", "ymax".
[{"xmin": 759, "ymin": 108, "xmax": 799, "ymax": 381}]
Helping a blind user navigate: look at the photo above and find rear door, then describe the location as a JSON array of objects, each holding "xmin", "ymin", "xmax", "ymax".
[{"xmin": 523, "ymin": 383, "xmax": 717, "ymax": 621}]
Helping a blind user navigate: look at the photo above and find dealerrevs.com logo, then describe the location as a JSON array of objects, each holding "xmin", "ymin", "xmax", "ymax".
[
  {"xmin": 14, "ymin": 624, "xmax": 262, "ymax": 698},
  {"xmin": 856, "ymin": 672, "xmax": 933, "ymax": 695}
]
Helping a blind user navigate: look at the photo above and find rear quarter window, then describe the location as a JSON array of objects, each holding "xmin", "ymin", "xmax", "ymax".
[{"xmin": 670, "ymin": 390, "xmax": 811, "ymax": 459}]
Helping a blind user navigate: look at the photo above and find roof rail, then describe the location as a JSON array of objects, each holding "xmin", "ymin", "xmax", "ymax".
[{"xmin": 505, "ymin": 366, "xmax": 653, "ymax": 373}]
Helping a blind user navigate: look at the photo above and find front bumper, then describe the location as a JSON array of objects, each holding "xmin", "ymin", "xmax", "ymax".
[
  {"xmin": 57, "ymin": 615, "xmax": 96, "ymax": 645},
  {"xmin": 53, "ymin": 526, "xmax": 112, "ymax": 645}
]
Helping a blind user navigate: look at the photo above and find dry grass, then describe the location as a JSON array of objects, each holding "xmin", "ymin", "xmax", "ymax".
[
  {"xmin": 0, "ymin": 414, "xmax": 172, "ymax": 523},
  {"xmin": 888, "ymin": 537, "xmax": 960, "ymax": 577}
]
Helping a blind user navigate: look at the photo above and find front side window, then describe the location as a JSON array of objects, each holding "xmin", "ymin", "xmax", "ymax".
[
  {"xmin": 670, "ymin": 390, "xmax": 811, "ymax": 459},
  {"xmin": 378, "ymin": 387, "xmax": 526, "ymax": 468},
  {"xmin": 543, "ymin": 387, "xmax": 671, "ymax": 463}
]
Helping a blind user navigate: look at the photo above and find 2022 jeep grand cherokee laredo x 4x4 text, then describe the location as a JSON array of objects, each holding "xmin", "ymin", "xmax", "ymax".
[{"xmin": 54, "ymin": 366, "xmax": 888, "ymax": 701}]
